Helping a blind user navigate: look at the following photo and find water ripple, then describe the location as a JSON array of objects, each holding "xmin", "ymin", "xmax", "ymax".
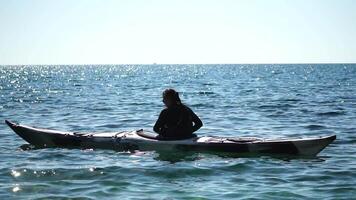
[{"xmin": 0, "ymin": 64, "xmax": 355, "ymax": 199}]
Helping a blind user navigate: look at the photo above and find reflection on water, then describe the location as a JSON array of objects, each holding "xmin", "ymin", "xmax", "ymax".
[{"xmin": 1, "ymin": 64, "xmax": 355, "ymax": 199}]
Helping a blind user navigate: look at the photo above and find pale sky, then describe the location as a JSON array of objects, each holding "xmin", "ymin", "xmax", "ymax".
[{"xmin": 0, "ymin": 0, "xmax": 355, "ymax": 65}]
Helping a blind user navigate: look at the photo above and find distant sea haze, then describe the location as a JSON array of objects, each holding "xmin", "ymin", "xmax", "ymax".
[{"xmin": 0, "ymin": 64, "xmax": 355, "ymax": 199}]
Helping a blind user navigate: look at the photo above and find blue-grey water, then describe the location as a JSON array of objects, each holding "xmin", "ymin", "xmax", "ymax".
[{"xmin": 0, "ymin": 64, "xmax": 355, "ymax": 199}]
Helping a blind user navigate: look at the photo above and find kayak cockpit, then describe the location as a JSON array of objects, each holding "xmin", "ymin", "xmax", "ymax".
[{"xmin": 136, "ymin": 130, "xmax": 198, "ymax": 141}]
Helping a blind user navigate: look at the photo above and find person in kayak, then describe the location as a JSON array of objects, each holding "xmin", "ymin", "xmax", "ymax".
[{"xmin": 153, "ymin": 89, "xmax": 203, "ymax": 140}]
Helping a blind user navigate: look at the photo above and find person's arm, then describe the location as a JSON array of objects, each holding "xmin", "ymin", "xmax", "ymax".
[
  {"xmin": 189, "ymin": 108, "xmax": 203, "ymax": 132},
  {"xmin": 153, "ymin": 110, "xmax": 167, "ymax": 134}
]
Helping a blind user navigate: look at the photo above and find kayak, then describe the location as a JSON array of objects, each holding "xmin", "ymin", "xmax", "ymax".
[{"xmin": 5, "ymin": 120, "xmax": 336, "ymax": 156}]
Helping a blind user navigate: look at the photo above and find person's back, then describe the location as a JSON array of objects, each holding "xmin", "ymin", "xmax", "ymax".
[{"xmin": 153, "ymin": 89, "xmax": 203, "ymax": 140}]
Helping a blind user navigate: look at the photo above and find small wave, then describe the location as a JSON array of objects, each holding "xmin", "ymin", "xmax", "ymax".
[
  {"xmin": 202, "ymin": 83, "xmax": 217, "ymax": 86},
  {"xmin": 316, "ymin": 111, "xmax": 346, "ymax": 116},
  {"xmin": 300, "ymin": 109, "xmax": 312, "ymax": 113},
  {"xmin": 197, "ymin": 91, "xmax": 216, "ymax": 95},
  {"xmin": 190, "ymin": 103, "xmax": 215, "ymax": 108},
  {"xmin": 127, "ymin": 102, "xmax": 151, "ymax": 106},
  {"xmin": 92, "ymin": 107, "xmax": 114, "ymax": 111},
  {"xmin": 96, "ymin": 124, "xmax": 121, "ymax": 129},
  {"xmin": 257, "ymin": 103, "xmax": 295, "ymax": 110},
  {"xmin": 278, "ymin": 98, "xmax": 301, "ymax": 102},
  {"xmin": 336, "ymin": 139, "xmax": 356, "ymax": 145},
  {"xmin": 304, "ymin": 124, "xmax": 326, "ymax": 130},
  {"xmin": 144, "ymin": 165, "xmax": 214, "ymax": 177},
  {"xmin": 266, "ymin": 111, "xmax": 288, "ymax": 118}
]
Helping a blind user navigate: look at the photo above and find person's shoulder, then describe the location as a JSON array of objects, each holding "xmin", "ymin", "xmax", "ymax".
[
  {"xmin": 160, "ymin": 108, "xmax": 169, "ymax": 115},
  {"xmin": 182, "ymin": 104, "xmax": 194, "ymax": 112}
]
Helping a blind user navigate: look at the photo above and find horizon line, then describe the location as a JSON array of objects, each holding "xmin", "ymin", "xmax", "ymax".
[{"xmin": 1, "ymin": 62, "xmax": 356, "ymax": 66}]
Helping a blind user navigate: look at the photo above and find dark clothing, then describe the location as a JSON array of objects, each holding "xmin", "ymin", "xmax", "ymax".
[{"xmin": 153, "ymin": 104, "xmax": 203, "ymax": 139}]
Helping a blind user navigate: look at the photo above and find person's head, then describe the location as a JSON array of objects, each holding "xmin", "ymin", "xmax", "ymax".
[{"xmin": 162, "ymin": 88, "xmax": 181, "ymax": 107}]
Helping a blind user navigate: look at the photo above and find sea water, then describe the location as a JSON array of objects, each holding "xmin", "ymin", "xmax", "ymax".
[{"xmin": 0, "ymin": 64, "xmax": 355, "ymax": 199}]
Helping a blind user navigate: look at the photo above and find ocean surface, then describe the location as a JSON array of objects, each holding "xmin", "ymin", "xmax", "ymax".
[{"xmin": 0, "ymin": 64, "xmax": 355, "ymax": 199}]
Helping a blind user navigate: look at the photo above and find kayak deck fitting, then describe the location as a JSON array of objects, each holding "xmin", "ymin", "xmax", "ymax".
[{"xmin": 5, "ymin": 120, "xmax": 336, "ymax": 156}]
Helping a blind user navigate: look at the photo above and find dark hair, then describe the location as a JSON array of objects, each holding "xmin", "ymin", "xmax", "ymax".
[{"xmin": 163, "ymin": 88, "xmax": 181, "ymax": 104}]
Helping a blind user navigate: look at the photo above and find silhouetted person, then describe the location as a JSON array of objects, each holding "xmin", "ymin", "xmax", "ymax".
[{"xmin": 153, "ymin": 89, "xmax": 203, "ymax": 140}]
